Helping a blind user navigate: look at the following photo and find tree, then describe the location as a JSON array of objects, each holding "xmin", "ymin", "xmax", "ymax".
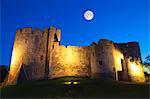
[
  {"xmin": 143, "ymin": 55, "xmax": 150, "ymax": 66},
  {"xmin": 142, "ymin": 55, "xmax": 150, "ymax": 75}
]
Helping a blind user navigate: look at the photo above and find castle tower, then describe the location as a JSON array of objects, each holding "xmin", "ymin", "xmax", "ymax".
[
  {"xmin": 47, "ymin": 26, "xmax": 61, "ymax": 78},
  {"xmin": 48, "ymin": 26, "xmax": 61, "ymax": 50}
]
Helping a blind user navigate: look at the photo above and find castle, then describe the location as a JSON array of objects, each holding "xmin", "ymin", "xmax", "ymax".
[{"xmin": 6, "ymin": 26, "xmax": 145, "ymax": 85}]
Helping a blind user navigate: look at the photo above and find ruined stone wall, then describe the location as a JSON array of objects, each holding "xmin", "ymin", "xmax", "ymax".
[
  {"xmin": 126, "ymin": 57, "xmax": 145, "ymax": 82},
  {"xmin": 115, "ymin": 42, "xmax": 145, "ymax": 82},
  {"xmin": 7, "ymin": 26, "xmax": 146, "ymax": 84},
  {"xmin": 125, "ymin": 42, "xmax": 145, "ymax": 82},
  {"xmin": 21, "ymin": 28, "xmax": 47, "ymax": 80},
  {"xmin": 127, "ymin": 42, "xmax": 142, "ymax": 60},
  {"xmin": 7, "ymin": 29, "xmax": 26, "ymax": 85},
  {"xmin": 7, "ymin": 27, "xmax": 48, "ymax": 85},
  {"xmin": 96, "ymin": 39, "xmax": 116, "ymax": 79},
  {"xmin": 49, "ymin": 45, "xmax": 91, "ymax": 78},
  {"xmin": 112, "ymin": 49, "xmax": 124, "ymax": 72},
  {"xmin": 90, "ymin": 42, "xmax": 101, "ymax": 78},
  {"xmin": 90, "ymin": 39, "xmax": 125, "ymax": 79},
  {"xmin": 115, "ymin": 42, "xmax": 142, "ymax": 61}
]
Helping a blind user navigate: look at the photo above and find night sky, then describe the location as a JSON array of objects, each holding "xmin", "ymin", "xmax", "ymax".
[{"xmin": 0, "ymin": 0, "xmax": 149, "ymax": 66}]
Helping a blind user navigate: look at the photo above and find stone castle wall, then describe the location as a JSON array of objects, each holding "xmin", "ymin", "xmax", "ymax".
[
  {"xmin": 7, "ymin": 27, "xmax": 48, "ymax": 84},
  {"xmin": 21, "ymin": 28, "xmax": 47, "ymax": 80},
  {"xmin": 97, "ymin": 39, "xmax": 116, "ymax": 79},
  {"xmin": 126, "ymin": 57, "xmax": 145, "ymax": 82},
  {"xmin": 6, "ymin": 26, "xmax": 145, "ymax": 85},
  {"xmin": 115, "ymin": 42, "xmax": 145, "ymax": 82},
  {"xmin": 49, "ymin": 45, "xmax": 91, "ymax": 78}
]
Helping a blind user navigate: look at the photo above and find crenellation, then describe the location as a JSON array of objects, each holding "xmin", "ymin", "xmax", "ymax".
[
  {"xmin": 44, "ymin": 27, "xmax": 48, "ymax": 32},
  {"xmin": 33, "ymin": 28, "xmax": 43, "ymax": 35},
  {"xmin": 21, "ymin": 27, "xmax": 32, "ymax": 34}
]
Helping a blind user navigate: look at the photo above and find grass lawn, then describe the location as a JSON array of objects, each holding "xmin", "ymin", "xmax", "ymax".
[{"xmin": 1, "ymin": 77, "xmax": 149, "ymax": 98}]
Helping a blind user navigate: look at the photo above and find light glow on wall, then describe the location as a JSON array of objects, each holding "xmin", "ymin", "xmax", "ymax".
[
  {"xmin": 51, "ymin": 46, "xmax": 90, "ymax": 78},
  {"xmin": 113, "ymin": 49, "xmax": 124, "ymax": 71},
  {"xmin": 127, "ymin": 58, "xmax": 145, "ymax": 82},
  {"xmin": 65, "ymin": 67, "xmax": 76, "ymax": 76},
  {"xmin": 10, "ymin": 47, "xmax": 22, "ymax": 66},
  {"xmin": 7, "ymin": 44, "xmax": 24, "ymax": 85},
  {"xmin": 130, "ymin": 63, "xmax": 140, "ymax": 75},
  {"xmin": 65, "ymin": 46, "xmax": 80, "ymax": 65},
  {"xmin": 66, "ymin": 47, "xmax": 73, "ymax": 63}
]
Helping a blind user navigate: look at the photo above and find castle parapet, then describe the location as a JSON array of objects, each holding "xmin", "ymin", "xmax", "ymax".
[{"xmin": 21, "ymin": 27, "xmax": 32, "ymax": 34}]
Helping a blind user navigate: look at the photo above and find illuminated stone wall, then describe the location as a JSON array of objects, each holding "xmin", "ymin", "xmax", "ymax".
[
  {"xmin": 125, "ymin": 42, "xmax": 145, "ymax": 82},
  {"xmin": 7, "ymin": 27, "xmax": 48, "ymax": 85},
  {"xmin": 112, "ymin": 49, "xmax": 124, "ymax": 80},
  {"xmin": 21, "ymin": 28, "xmax": 47, "ymax": 80},
  {"xmin": 88, "ymin": 39, "xmax": 124, "ymax": 79},
  {"xmin": 115, "ymin": 42, "xmax": 145, "ymax": 82},
  {"xmin": 49, "ymin": 45, "xmax": 91, "ymax": 78},
  {"xmin": 7, "ymin": 29, "xmax": 26, "ymax": 85},
  {"xmin": 126, "ymin": 57, "xmax": 145, "ymax": 82},
  {"xmin": 7, "ymin": 26, "xmax": 146, "ymax": 85}
]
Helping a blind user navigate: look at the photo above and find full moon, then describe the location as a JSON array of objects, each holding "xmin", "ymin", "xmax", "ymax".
[{"xmin": 84, "ymin": 10, "xmax": 94, "ymax": 21}]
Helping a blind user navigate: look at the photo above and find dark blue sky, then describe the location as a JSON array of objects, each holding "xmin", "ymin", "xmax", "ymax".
[{"xmin": 0, "ymin": 0, "xmax": 149, "ymax": 65}]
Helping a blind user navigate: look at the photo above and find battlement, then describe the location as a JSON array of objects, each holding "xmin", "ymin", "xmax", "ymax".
[
  {"xmin": 16, "ymin": 27, "xmax": 44, "ymax": 36},
  {"xmin": 98, "ymin": 39, "xmax": 114, "ymax": 46},
  {"xmin": 33, "ymin": 28, "xmax": 43, "ymax": 35},
  {"xmin": 21, "ymin": 27, "xmax": 32, "ymax": 34}
]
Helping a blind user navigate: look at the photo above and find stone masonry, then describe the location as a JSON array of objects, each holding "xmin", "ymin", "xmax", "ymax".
[{"xmin": 6, "ymin": 26, "xmax": 145, "ymax": 85}]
